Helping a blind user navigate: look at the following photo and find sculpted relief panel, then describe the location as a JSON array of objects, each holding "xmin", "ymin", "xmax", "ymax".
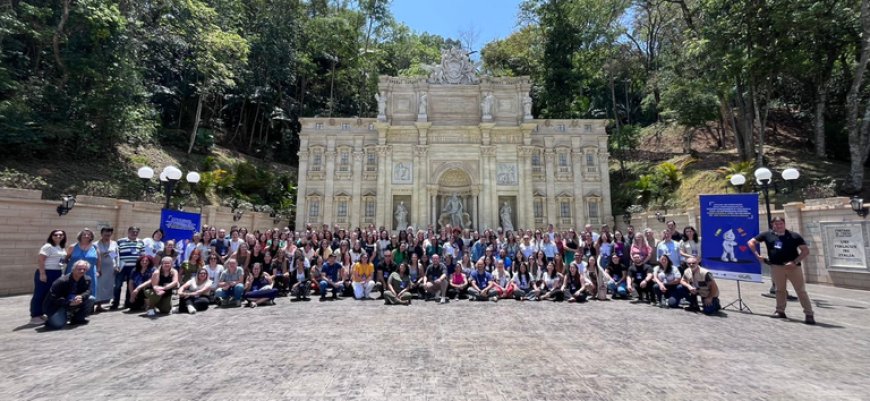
[{"xmin": 392, "ymin": 162, "xmax": 413, "ymax": 184}]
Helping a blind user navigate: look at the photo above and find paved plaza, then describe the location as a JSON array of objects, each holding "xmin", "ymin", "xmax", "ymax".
[{"xmin": 2, "ymin": 279, "xmax": 869, "ymax": 401}]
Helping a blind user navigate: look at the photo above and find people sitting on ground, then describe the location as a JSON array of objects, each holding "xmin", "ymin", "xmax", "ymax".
[
  {"xmin": 384, "ymin": 263, "xmax": 413, "ymax": 305},
  {"xmin": 423, "ymin": 254, "xmax": 449, "ymax": 304},
  {"xmin": 204, "ymin": 253, "xmax": 223, "ymax": 291},
  {"xmin": 376, "ymin": 250, "xmax": 398, "ymax": 299},
  {"xmin": 540, "ymin": 262, "xmax": 564, "ymax": 301},
  {"xmin": 468, "ymin": 260, "xmax": 498, "ymax": 302},
  {"xmin": 178, "ymin": 267, "xmax": 213, "ymax": 314},
  {"xmin": 562, "ymin": 262, "xmax": 589, "ymax": 303},
  {"xmin": 215, "ymin": 258, "xmax": 245, "ymax": 307},
  {"xmin": 352, "ymin": 252, "xmax": 376, "ymax": 300},
  {"xmin": 652, "ymin": 255, "xmax": 684, "ymax": 308},
  {"xmin": 512, "ymin": 262, "xmax": 540, "ymax": 301},
  {"xmin": 627, "ymin": 253, "xmax": 654, "ymax": 304},
  {"xmin": 43, "ymin": 260, "xmax": 94, "ymax": 330},
  {"xmin": 605, "ymin": 254, "xmax": 629, "ymax": 299},
  {"xmin": 319, "ymin": 253, "xmax": 344, "ymax": 300},
  {"xmin": 447, "ymin": 262, "xmax": 468, "ymax": 300},
  {"xmin": 244, "ymin": 263, "xmax": 278, "ymax": 307},
  {"xmin": 585, "ymin": 255, "xmax": 608, "ymax": 301},
  {"xmin": 143, "ymin": 256, "xmax": 179, "ymax": 317},
  {"xmin": 492, "ymin": 260, "xmax": 514, "ymax": 300},
  {"xmin": 680, "ymin": 257, "xmax": 721, "ymax": 315},
  {"xmin": 128, "ymin": 256, "xmax": 156, "ymax": 311},
  {"xmin": 289, "ymin": 257, "xmax": 312, "ymax": 301}
]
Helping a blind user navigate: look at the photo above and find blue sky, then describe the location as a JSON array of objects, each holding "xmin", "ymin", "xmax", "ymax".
[{"xmin": 390, "ymin": 0, "xmax": 524, "ymax": 50}]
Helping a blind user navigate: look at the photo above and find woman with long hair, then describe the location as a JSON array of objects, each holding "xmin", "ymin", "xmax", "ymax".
[
  {"xmin": 30, "ymin": 229, "xmax": 68, "ymax": 324},
  {"xmin": 563, "ymin": 262, "xmax": 589, "ymax": 303},
  {"xmin": 630, "ymin": 233, "xmax": 653, "ymax": 265},
  {"xmin": 540, "ymin": 262, "xmax": 564, "ymax": 301},
  {"xmin": 128, "ymin": 256, "xmax": 156, "ymax": 311},
  {"xmin": 652, "ymin": 254, "xmax": 684, "ymax": 308},
  {"xmin": 679, "ymin": 226, "xmax": 701, "ymax": 263},
  {"xmin": 180, "ymin": 248, "xmax": 204, "ymax": 285},
  {"xmin": 511, "ymin": 262, "xmax": 540, "ymax": 301},
  {"xmin": 245, "ymin": 263, "xmax": 279, "ymax": 306},
  {"xmin": 178, "ymin": 267, "xmax": 213, "ymax": 314},
  {"xmin": 585, "ymin": 255, "xmax": 608, "ymax": 301}
]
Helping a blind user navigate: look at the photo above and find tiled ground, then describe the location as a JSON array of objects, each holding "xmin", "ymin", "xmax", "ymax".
[{"xmin": 2, "ymin": 279, "xmax": 869, "ymax": 401}]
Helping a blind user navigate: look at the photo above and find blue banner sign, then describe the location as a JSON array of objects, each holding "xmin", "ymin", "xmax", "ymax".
[
  {"xmin": 160, "ymin": 208, "xmax": 201, "ymax": 245},
  {"xmin": 699, "ymin": 194, "xmax": 762, "ymax": 282}
]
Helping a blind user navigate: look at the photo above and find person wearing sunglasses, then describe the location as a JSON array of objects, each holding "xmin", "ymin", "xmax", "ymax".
[{"xmin": 680, "ymin": 257, "xmax": 720, "ymax": 315}]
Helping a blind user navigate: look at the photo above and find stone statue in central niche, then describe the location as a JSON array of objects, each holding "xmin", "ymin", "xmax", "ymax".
[
  {"xmin": 394, "ymin": 201, "xmax": 408, "ymax": 230},
  {"xmin": 438, "ymin": 193, "xmax": 472, "ymax": 229}
]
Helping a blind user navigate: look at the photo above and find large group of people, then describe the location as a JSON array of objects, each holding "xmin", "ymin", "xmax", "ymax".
[{"xmin": 28, "ymin": 217, "xmax": 814, "ymax": 329}]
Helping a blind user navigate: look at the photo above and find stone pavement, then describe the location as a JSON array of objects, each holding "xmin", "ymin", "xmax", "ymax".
[{"xmin": 1, "ymin": 279, "xmax": 869, "ymax": 401}]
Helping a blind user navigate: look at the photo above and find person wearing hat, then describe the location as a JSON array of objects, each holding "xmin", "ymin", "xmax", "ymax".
[
  {"xmin": 44, "ymin": 260, "xmax": 94, "ymax": 330},
  {"xmin": 319, "ymin": 253, "xmax": 344, "ymax": 300},
  {"xmin": 680, "ymin": 257, "xmax": 720, "ymax": 315}
]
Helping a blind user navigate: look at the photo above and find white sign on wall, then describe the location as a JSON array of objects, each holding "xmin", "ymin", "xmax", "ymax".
[{"xmin": 821, "ymin": 222, "xmax": 868, "ymax": 271}]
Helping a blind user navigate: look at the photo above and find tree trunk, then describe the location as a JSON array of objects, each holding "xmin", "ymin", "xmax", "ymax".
[
  {"xmin": 751, "ymin": 83, "xmax": 769, "ymax": 167},
  {"xmin": 248, "ymin": 101, "xmax": 261, "ymax": 152},
  {"xmin": 187, "ymin": 94, "xmax": 204, "ymax": 154},
  {"xmin": 52, "ymin": 0, "xmax": 71, "ymax": 88},
  {"xmin": 846, "ymin": 0, "xmax": 870, "ymax": 193},
  {"xmin": 813, "ymin": 85, "xmax": 828, "ymax": 158}
]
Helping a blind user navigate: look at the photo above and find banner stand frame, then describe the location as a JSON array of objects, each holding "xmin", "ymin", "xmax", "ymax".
[{"xmin": 723, "ymin": 280, "xmax": 753, "ymax": 314}]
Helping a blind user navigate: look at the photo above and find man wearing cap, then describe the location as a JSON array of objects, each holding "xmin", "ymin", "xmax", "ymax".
[
  {"xmin": 680, "ymin": 257, "xmax": 721, "ymax": 315},
  {"xmin": 113, "ymin": 226, "xmax": 144, "ymax": 309},
  {"xmin": 748, "ymin": 216, "xmax": 815, "ymax": 324},
  {"xmin": 44, "ymin": 260, "xmax": 94, "ymax": 330}
]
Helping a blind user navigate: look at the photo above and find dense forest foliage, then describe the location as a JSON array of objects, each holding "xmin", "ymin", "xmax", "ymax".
[{"xmin": 2, "ymin": 0, "xmax": 870, "ymax": 196}]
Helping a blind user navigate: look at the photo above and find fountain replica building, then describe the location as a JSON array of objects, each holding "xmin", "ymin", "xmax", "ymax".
[{"xmin": 295, "ymin": 48, "xmax": 612, "ymax": 231}]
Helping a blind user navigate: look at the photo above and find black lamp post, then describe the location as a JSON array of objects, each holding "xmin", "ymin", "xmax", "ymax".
[
  {"xmin": 730, "ymin": 167, "xmax": 800, "ymax": 297},
  {"xmin": 137, "ymin": 165, "xmax": 200, "ymax": 210}
]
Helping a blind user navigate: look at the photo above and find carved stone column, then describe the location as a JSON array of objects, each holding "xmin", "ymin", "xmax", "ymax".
[
  {"xmin": 545, "ymin": 149, "xmax": 557, "ymax": 225},
  {"xmin": 517, "ymin": 146, "xmax": 533, "ymax": 229},
  {"xmin": 351, "ymin": 151, "xmax": 364, "ymax": 228},
  {"xmin": 599, "ymin": 148, "xmax": 613, "ymax": 225},
  {"xmin": 480, "ymin": 145, "xmax": 497, "ymax": 229},
  {"xmin": 323, "ymin": 150, "xmax": 336, "ymax": 226},
  {"xmin": 414, "ymin": 145, "xmax": 429, "ymax": 228},
  {"xmin": 375, "ymin": 145, "xmax": 389, "ymax": 229},
  {"xmin": 295, "ymin": 148, "xmax": 309, "ymax": 230}
]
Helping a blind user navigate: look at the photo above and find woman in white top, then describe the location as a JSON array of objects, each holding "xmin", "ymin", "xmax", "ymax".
[
  {"xmin": 178, "ymin": 267, "xmax": 213, "ymax": 314},
  {"xmin": 142, "ymin": 229, "xmax": 165, "ymax": 258},
  {"xmin": 30, "ymin": 229, "xmax": 68, "ymax": 325},
  {"xmin": 204, "ymin": 253, "xmax": 223, "ymax": 290},
  {"xmin": 540, "ymin": 262, "xmax": 564, "ymax": 301}
]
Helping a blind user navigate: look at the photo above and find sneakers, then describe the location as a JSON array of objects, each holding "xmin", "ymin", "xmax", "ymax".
[
  {"xmin": 805, "ymin": 315, "xmax": 816, "ymax": 325},
  {"xmin": 187, "ymin": 307, "xmax": 196, "ymax": 315},
  {"xmin": 440, "ymin": 297, "xmax": 447, "ymax": 304},
  {"xmin": 147, "ymin": 308, "xmax": 156, "ymax": 317},
  {"xmin": 29, "ymin": 317, "xmax": 45, "ymax": 325},
  {"xmin": 171, "ymin": 307, "xmax": 179, "ymax": 314},
  {"xmin": 250, "ymin": 302, "xmax": 257, "ymax": 309},
  {"xmin": 489, "ymin": 296, "xmax": 499, "ymax": 303},
  {"xmin": 771, "ymin": 312, "xmax": 787, "ymax": 319}
]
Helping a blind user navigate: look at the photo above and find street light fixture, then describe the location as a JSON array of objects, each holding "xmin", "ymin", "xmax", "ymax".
[
  {"xmin": 56, "ymin": 194, "xmax": 76, "ymax": 216},
  {"xmin": 138, "ymin": 165, "xmax": 200, "ymax": 210},
  {"xmin": 730, "ymin": 167, "xmax": 800, "ymax": 229},
  {"xmin": 851, "ymin": 196, "xmax": 868, "ymax": 218}
]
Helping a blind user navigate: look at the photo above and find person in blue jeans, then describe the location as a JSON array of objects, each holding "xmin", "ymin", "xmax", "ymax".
[
  {"xmin": 114, "ymin": 227, "xmax": 144, "ymax": 309},
  {"xmin": 605, "ymin": 254, "xmax": 629, "ymax": 299},
  {"xmin": 319, "ymin": 253, "xmax": 344, "ymax": 300},
  {"xmin": 652, "ymin": 254, "xmax": 686, "ymax": 308},
  {"xmin": 215, "ymin": 258, "xmax": 245, "ymax": 307},
  {"xmin": 44, "ymin": 261, "xmax": 94, "ymax": 330}
]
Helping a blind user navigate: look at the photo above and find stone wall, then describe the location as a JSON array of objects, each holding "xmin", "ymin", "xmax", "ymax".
[{"xmin": 0, "ymin": 188, "xmax": 275, "ymax": 296}]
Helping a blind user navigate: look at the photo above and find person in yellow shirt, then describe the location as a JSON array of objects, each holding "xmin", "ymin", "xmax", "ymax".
[{"xmin": 352, "ymin": 252, "xmax": 375, "ymax": 300}]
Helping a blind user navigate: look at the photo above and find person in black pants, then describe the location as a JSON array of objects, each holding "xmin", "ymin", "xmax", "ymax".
[
  {"xmin": 627, "ymin": 253, "xmax": 654, "ymax": 304},
  {"xmin": 178, "ymin": 268, "xmax": 213, "ymax": 314}
]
